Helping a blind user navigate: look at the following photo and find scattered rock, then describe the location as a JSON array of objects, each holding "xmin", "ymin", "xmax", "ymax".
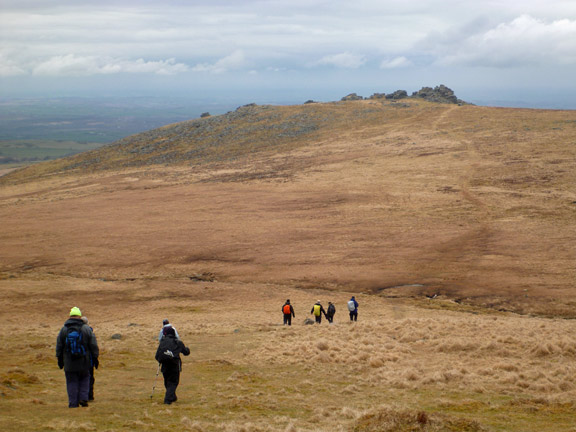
[
  {"xmin": 127, "ymin": 323, "xmax": 139, "ymax": 327},
  {"xmin": 189, "ymin": 272, "xmax": 216, "ymax": 282},
  {"xmin": 303, "ymin": 318, "xmax": 315, "ymax": 325},
  {"xmin": 200, "ymin": 112, "xmax": 211, "ymax": 118},
  {"xmin": 111, "ymin": 334, "xmax": 122, "ymax": 340}
]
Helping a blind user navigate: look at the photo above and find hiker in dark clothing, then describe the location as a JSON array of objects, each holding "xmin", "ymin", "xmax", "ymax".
[
  {"xmin": 326, "ymin": 302, "xmax": 336, "ymax": 323},
  {"xmin": 282, "ymin": 299, "xmax": 295, "ymax": 325},
  {"xmin": 310, "ymin": 300, "xmax": 327, "ymax": 324},
  {"xmin": 81, "ymin": 316, "xmax": 99, "ymax": 401},
  {"xmin": 348, "ymin": 296, "xmax": 359, "ymax": 321},
  {"xmin": 155, "ymin": 326, "xmax": 190, "ymax": 405},
  {"xmin": 56, "ymin": 307, "xmax": 99, "ymax": 408}
]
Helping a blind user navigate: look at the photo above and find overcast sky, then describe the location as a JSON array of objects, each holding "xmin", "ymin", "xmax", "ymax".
[{"xmin": 1, "ymin": 0, "xmax": 576, "ymax": 107}]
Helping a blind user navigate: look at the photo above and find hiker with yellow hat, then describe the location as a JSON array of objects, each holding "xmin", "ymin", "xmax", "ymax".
[{"xmin": 56, "ymin": 307, "xmax": 99, "ymax": 408}]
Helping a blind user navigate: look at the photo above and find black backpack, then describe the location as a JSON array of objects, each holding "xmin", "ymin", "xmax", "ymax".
[
  {"xmin": 157, "ymin": 337, "xmax": 181, "ymax": 364},
  {"xmin": 328, "ymin": 304, "xmax": 336, "ymax": 315}
]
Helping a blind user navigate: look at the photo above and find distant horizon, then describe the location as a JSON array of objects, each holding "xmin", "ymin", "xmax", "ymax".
[
  {"xmin": 2, "ymin": 1, "xmax": 576, "ymax": 112},
  {"xmin": 0, "ymin": 83, "xmax": 576, "ymax": 110}
]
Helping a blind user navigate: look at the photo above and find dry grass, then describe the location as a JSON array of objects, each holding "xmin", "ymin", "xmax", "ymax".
[
  {"xmin": 1, "ymin": 101, "xmax": 576, "ymax": 431},
  {"xmin": 1, "ymin": 277, "xmax": 576, "ymax": 431}
]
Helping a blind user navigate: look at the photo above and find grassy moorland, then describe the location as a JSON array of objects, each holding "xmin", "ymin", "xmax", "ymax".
[
  {"xmin": 0, "ymin": 99, "xmax": 575, "ymax": 431},
  {"xmin": 1, "ymin": 278, "xmax": 575, "ymax": 431}
]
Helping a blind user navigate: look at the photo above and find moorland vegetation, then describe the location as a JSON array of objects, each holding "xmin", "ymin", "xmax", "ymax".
[{"xmin": 1, "ymin": 88, "xmax": 575, "ymax": 431}]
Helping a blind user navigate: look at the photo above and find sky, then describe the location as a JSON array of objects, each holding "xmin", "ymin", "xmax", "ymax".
[{"xmin": 1, "ymin": 0, "xmax": 576, "ymax": 108}]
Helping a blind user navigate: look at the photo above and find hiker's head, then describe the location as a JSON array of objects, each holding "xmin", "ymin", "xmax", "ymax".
[
  {"xmin": 70, "ymin": 306, "xmax": 82, "ymax": 317},
  {"xmin": 163, "ymin": 326, "xmax": 176, "ymax": 337},
  {"xmin": 81, "ymin": 316, "xmax": 89, "ymax": 325},
  {"xmin": 163, "ymin": 319, "xmax": 169, "ymax": 325},
  {"xmin": 286, "ymin": 299, "xmax": 290, "ymax": 304},
  {"xmin": 328, "ymin": 302, "xmax": 333, "ymax": 305},
  {"xmin": 316, "ymin": 300, "xmax": 321, "ymax": 304}
]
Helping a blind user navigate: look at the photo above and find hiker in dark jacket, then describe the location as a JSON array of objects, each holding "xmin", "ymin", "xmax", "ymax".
[
  {"xmin": 282, "ymin": 299, "xmax": 295, "ymax": 326},
  {"xmin": 56, "ymin": 307, "xmax": 99, "ymax": 408},
  {"xmin": 348, "ymin": 296, "xmax": 359, "ymax": 321},
  {"xmin": 155, "ymin": 326, "xmax": 190, "ymax": 404},
  {"xmin": 81, "ymin": 316, "xmax": 98, "ymax": 401},
  {"xmin": 326, "ymin": 302, "xmax": 336, "ymax": 323},
  {"xmin": 310, "ymin": 300, "xmax": 327, "ymax": 324}
]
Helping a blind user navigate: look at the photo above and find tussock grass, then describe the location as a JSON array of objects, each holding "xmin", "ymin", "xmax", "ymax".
[
  {"xmin": 352, "ymin": 406, "xmax": 488, "ymax": 431},
  {"xmin": 1, "ymin": 277, "xmax": 576, "ymax": 430}
]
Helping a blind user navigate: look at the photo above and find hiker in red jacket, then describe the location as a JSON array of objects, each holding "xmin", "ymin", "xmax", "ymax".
[{"xmin": 282, "ymin": 299, "xmax": 295, "ymax": 325}]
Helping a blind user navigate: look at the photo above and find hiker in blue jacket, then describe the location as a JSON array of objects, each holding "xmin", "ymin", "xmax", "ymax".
[
  {"xmin": 347, "ymin": 296, "xmax": 359, "ymax": 321},
  {"xmin": 56, "ymin": 307, "xmax": 99, "ymax": 408}
]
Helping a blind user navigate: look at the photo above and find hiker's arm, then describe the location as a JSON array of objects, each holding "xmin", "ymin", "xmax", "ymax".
[
  {"xmin": 291, "ymin": 306, "xmax": 295, "ymax": 317},
  {"xmin": 55, "ymin": 331, "xmax": 63, "ymax": 358},
  {"xmin": 179, "ymin": 341, "xmax": 191, "ymax": 356},
  {"xmin": 55, "ymin": 331, "xmax": 64, "ymax": 368}
]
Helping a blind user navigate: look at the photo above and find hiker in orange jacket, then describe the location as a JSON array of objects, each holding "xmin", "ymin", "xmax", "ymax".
[{"xmin": 282, "ymin": 299, "xmax": 295, "ymax": 325}]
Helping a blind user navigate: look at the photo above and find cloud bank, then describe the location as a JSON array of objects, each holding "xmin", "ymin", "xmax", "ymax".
[{"xmin": 1, "ymin": 0, "xmax": 575, "ymax": 106}]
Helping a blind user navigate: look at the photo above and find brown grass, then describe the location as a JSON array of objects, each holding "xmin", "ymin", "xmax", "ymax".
[{"xmin": 1, "ymin": 101, "xmax": 575, "ymax": 431}]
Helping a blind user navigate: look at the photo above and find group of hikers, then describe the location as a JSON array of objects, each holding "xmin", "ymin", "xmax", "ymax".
[
  {"xmin": 56, "ymin": 297, "xmax": 360, "ymax": 407},
  {"xmin": 56, "ymin": 308, "xmax": 191, "ymax": 407},
  {"xmin": 282, "ymin": 296, "xmax": 359, "ymax": 325}
]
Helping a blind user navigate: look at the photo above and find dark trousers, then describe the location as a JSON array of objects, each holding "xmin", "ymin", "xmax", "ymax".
[
  {"xmin": 349, "ymin": 311, "xmax": 358, "ymax": 321},
  {"xmin": 65, "ymin": 370, "xmax": 90, "ymax": 408},
  {"xmin": 88, "ymin": 366, "xmax": 95, "ymax": 400},
  {"xmin": 327, "ymin": 314, "xmax": 334, "ymax": 323},
  {"xmin": 315, "ymin": 315, "xmax": 322, "ymax": 324},
  {"xmin": 283, "ymin": 314, "xmax": 292, "ymax": 325},
  {"xmin": 162, "ymin": 363, "xmax": 181, "ymax": 404}
]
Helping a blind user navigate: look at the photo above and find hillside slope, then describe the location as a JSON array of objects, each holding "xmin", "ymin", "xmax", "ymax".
[{"xmin": 1, "ymin": 99, "xmax": 575, "ymax": 316}]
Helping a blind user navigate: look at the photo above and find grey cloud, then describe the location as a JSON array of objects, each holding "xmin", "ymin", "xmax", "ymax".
[{"xmin": 419, "ymin": 15, "xmax": 576, "ymax": 68}]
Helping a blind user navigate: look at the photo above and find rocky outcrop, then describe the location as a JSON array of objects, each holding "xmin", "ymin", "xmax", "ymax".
[
  {"xmin": 341, "ymin": 93, "xmax": 364, "ymax": 101},
  {"xmin": 411, "ymin": 85, "xmax": 465, "ymax": 104},
  {"xmin": 386, "ymin": 90, "xmax": 408, "ymax": 100},
  {"xmin": 344, "ymin": 85, "xmax": 468, "ymax": 105},
  {"xmin": 368, "ymin": 93, "xmax": 386, "ymax": 100}
]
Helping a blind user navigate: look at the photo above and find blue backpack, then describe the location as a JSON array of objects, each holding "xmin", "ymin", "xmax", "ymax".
[{"xmin": 65, "ymin": 328, "xmax": 86, "ymax": 358}]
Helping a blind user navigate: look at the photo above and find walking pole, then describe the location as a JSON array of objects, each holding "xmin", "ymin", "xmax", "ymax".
[{"xmin": 150, "ymin": 363, "xmax": 161, "ymax": 399}]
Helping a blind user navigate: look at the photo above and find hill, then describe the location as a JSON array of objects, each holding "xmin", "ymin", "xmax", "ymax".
[
  {"xmin": 1, "ymin": 97, "xmax": 576, "ymax": 431},
  {"xmin": 2, "ymin": 98, "xmax": 574, "ymax": 316}
]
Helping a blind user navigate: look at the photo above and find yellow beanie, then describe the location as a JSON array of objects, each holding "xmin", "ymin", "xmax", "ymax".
[{"xmin": 70, "ymin": 306, "xmax": 82, "ymax": 317}]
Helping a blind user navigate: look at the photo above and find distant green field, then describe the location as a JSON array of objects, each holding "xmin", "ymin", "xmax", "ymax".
[
  {"xmin": 0, "ymin": 139, "xmax": 103, "ymax": 165},
  {"xmin": 0, "ymin": 96, "xmax": 239, "ymax": 166}
]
